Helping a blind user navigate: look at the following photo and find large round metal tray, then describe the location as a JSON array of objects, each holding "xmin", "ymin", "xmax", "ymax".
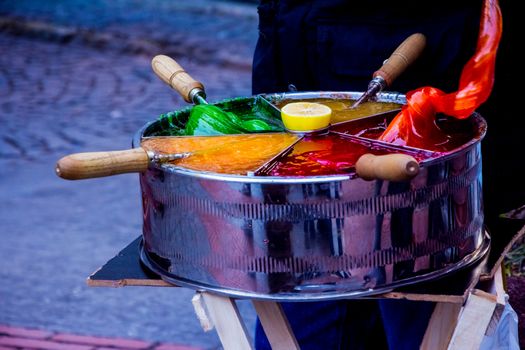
[{"xmin": 134, "ymin": 91, "xmax": 489, "ymax": 300}]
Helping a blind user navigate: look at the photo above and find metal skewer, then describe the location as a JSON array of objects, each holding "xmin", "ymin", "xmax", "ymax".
[{"xmin": 352, "ymin": 33, "xmax": 426, "ymax": 109}]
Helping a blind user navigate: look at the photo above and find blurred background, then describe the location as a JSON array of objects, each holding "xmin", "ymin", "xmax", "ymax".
[
  {"xmin": 0, "ymin": 1, "xmax": 260, "ymax": 349},
  {"xmin": 0, "ymin": 1, "xmax": 523, "ymax": 349}
]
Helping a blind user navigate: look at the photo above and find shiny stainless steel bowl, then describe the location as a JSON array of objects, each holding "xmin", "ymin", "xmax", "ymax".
[{"xmin": 134, "ymin": 91, "xmax": 489, "ymax": 301}]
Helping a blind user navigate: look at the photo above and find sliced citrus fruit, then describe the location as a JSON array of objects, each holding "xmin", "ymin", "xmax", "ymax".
[{"xmin": 281, "ymin": 102, "xmax": 332, "ymax": 132}]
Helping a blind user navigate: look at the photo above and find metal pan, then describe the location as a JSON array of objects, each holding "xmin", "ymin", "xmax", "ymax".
[{"xmin": 136, "ymin": 91, "xmax": 490, "ymax": 301}]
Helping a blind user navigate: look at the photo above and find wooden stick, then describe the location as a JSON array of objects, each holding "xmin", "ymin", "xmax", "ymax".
[
  {"xmin": 252, "ymin": 301, "xmax": 300, "ymax": 350},
  {"xmin": 201, "ymin": 293, "xmax": 253, "ymax": 350},
  {"xmin": 191, "ymin": 293, "xmax": 214, "ymax": 332},
  {"xmin": 55, "ymin": 148, "xmax": 149, "ymax": 180},
  {"xmin": 489, "ymin": 265, "xmax": 506, "ymax": 305},
  {"xmin": 420, "ymin": 302, "xmax": 462, "ymax": 350}
]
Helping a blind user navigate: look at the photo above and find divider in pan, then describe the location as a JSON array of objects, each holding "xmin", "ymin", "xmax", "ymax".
[
  {"xmin": 140, "ymin": 92, "xmax": 484, "ymax": 181},
  {"xmin": 330, "ymin": 109, "xmax": 486, "ymax": 153},
  {"xmin": 249, "ymin": 96, "xmax": 485, "ymax": 179},
  {"xmin": 253, "ymin": 132, "xmax": 433, "ymax": 178}
]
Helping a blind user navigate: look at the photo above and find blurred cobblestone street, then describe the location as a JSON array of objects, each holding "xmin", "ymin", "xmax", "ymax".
[{"xmin": 0, "ymin": 1, "xmax": 258, "ymax": 348}]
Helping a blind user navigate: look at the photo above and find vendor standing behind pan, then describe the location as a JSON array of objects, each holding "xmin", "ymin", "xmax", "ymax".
[{"xmin": 252, "ymin": 1, "xmax": 484, "ymax": 349}]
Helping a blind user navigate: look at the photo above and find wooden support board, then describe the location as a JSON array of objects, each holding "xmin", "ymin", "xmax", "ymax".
[
  {"xmin": 88, "ymin": 236, "xmax": 485, "ymax": 304},
  {"xmin": 87, "ymin": 236, "xmax": 171, "ymax": 287},
  {"xmin": 421, "ymin": 265, "xmax": 507, "ymax": 350},
  {"xmin": 420, "ymin": 302, "xmax": 463, "ymax": 349},
  {"xmin": 448, "ymin": 290, "xmax": 498, "ymax": 350}
]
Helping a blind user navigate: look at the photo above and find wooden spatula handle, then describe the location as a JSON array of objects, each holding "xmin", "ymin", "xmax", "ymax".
[
  {"xmin": 373, "ymin": 33, "xmax": 426, "ymax": 86},
  {"xmin": 356, "ymin": 153, "xmax": 419, "ymax": 182},
  {"xmin": 55, "ymin": 148, "xmax": 150, "ymax": 180},
  {"xmin": 151, "ymin": 55, "xmax": 205, "ymax": 103}
]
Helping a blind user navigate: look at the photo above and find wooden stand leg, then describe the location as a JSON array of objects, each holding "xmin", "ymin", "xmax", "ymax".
[
  {"xmin": 252, "ymin": 301, "xmax": 300, "ymax": 350},
  {"xmin": 191, "ymin": 265, "xmax": 508, "ymax": 350},
  {"xmin": 192, "ymin": 294, "xmax": 300, "ymax": 350},
  {"xmin": 421, "ymin": 265, "xmax": 507, "ymax": 350},
  {"xmin": 420, "ymin": 302, "xmax": 462, "ymax": 350},
  {"xmin": 199, "ymin": 292, "xmax": 253, "ymax": 350},
  {"xmin": 447, "ymin": 290, "xmax": 497, "ymax": 350}
]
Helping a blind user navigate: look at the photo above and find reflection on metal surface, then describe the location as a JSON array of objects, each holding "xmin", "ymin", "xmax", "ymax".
[{"xmin": 140, "ymin": 232, "xmax": 490, "ymax": 300}]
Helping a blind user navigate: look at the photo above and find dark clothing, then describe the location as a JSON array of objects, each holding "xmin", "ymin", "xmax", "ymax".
[
  {"xmin": 252, "ymin": 1, "xmax": 487, "ymax": 349},
  {"xmin": 253, "ymin": 0, "xmax": 482, "ymax": 94},
  {"xmin": 253, "ymin": 0, "xmax": 524, "ymax": 234},
  {"xmin": 478, "ymin": 0, "xmax": 523, "ymax": 233}
]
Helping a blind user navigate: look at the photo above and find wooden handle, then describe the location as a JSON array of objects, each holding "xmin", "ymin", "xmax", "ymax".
[
  {"xmin": 373, "ymin": 33, "xmax": 426, "ymax": 86},
  {"xmin": 356, "ymin": 153, "xmax": 419, "ymax": 182},
  {"xmin": 151, "ymin": 55, "xmax": 205, "ymax": 103},
  {"xmin": 55, "ymin": 148, "xmax": 150, "ymax": 180}
]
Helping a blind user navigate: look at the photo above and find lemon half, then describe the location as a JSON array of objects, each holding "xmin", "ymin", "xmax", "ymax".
[{"xmin": 281, "ymin": 102, "xmax": 332, "ymax": 132}]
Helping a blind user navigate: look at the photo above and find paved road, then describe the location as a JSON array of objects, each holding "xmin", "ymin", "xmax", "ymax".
[{"xmin": 0, "ymin": 1, "xmax": 258, "ymax": 348}]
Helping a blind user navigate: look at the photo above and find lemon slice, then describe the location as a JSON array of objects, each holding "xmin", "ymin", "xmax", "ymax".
[{"xmin": 281, "ymin": 102, "xmax": 332, "ymax": 132}]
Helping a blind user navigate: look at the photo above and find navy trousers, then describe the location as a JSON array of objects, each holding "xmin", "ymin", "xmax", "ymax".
[{"xmin": 255, "ymin": 300, "xmax": 435, "ymax": 350}]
